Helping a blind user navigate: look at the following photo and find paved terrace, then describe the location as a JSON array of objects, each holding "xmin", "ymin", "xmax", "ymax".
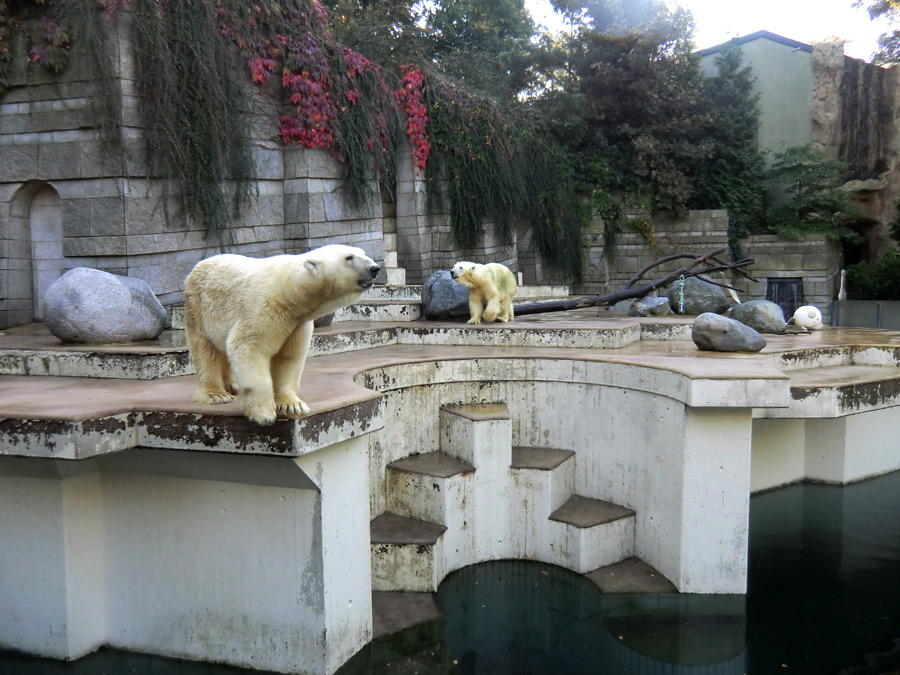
[
  {"xmin": 3, "ymin": 311, "xmax": 900, "ymax": 672},
  {"xmin": 1, "ymin": 314, "xmax": 900, "ymax": 433}
]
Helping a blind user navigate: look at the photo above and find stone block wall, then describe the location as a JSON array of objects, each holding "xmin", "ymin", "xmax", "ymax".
[
  {"xmin": 571, "ymin": 209, "xmax": 841, "ymax": 323},
  {"xmin": 0, "ymin": 16, "xmax": 845, "ymax": 329},
  {"xmin": 740, "ymin": 234, "xmax": 842, "ymax": 324},
  {"xmin": 575, "ymin": 210, "xmax": 731, "ymax": 296},
  {"xmin": 394, "ymin": 155, "xmax": 516, "ymax": 285},
  {"xmin": 0, "ymin": 16, "xmax": 388, "ymax": 329}
]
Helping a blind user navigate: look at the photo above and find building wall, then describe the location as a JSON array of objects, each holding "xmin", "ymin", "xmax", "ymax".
[{"xmin": 699, "ymin": 33, "xmax": 815, "ymax": 163}]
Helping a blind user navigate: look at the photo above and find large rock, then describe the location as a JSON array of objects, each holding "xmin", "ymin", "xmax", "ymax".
[
  {"xmin": 44, "ymin": 268, "xmax": 167, "ymax": 343},
  {"xmin": 730, "ymin": 300, "xmax": 786, "ymax": 334},
  {"xmin": 630, "ymin": 296, "xmax": 672, "ymax": 317},
  {"xmin": 667, "ymin": 276, "xmax": 733, "ymax": 316},
  {"xmin": 692, "ymin": 312, "xmax": 767, "ymax": 353},
  {"xmin": 421, "ymin": 270, "xmax": 470, "ymax": 320}
]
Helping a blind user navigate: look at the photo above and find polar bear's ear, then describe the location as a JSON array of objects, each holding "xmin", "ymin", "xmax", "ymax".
[{"xmin": 304, "ymin": 259, "xmax": 320, "ymax": 276}]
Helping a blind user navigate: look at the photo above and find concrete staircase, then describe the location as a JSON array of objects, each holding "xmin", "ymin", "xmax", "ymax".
[{"xmin": 370, "ymin": 402, "xmax": 637, "ymax": 592}]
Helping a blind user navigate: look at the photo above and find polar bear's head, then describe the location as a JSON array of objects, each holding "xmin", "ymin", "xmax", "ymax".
[
  {"xmin": 450, "ymin": 261, "xmax": 478, "ymax": 284},
  {"xmin": 304, "ymin": 244, "xmax": 381, "ymax": 291}
]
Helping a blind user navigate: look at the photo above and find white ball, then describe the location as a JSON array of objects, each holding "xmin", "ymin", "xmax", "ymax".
[{"xmin": 793, "ymin": 305, "xmax": 824, "ymax": 330}]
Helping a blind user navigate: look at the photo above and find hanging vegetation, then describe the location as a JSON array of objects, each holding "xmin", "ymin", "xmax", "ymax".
[
  {"xmin": 422, "ymin": 74, "xmax": 586, "ymax": 278},
  {"xmin": 2, "ymin": 0, "xmax": 585, "ymax": 277}
]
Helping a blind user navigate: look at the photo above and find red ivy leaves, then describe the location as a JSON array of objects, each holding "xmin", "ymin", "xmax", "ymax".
[{"xmin": 396, "ymin": 65, "xmax": 429, "ymax": 168}]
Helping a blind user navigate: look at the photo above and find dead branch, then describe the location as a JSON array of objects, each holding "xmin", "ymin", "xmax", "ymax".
[{"xmin": 514, "ymin": 248, "xmax": 756, "ymax": 317}]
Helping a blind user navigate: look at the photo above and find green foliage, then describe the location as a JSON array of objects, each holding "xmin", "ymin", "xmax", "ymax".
[
  {"xmin": 766, "ymin": 143, "xmax": 864, "ymax": 243},
  {"xmin": 846, "ymin": 249, "xmax": 900, "ymax": 299},
  {"xmin": 855, "ymin": 0, "xmax": 900, "ymax": 62},
  {"xmin": 129, "ymin": 0, "xmax": 255, "ymax": 237},
  {"xmin": 422, "ymin": 0, "xmax": 537, "ymax": 97},
  {"xmin": 687, "ymin": 45, "xmax": 767, "ymax": 260},
  {"xmin": 423, "ymin": 75, "xmax": 586, "ymax": 278},
  {"xmin": 534, "ymin": 1, "xmax": 766, "ymax": 261},
  {"xmin": 321, "ymin": 0, "xmax": 427, "ymax": 70}
]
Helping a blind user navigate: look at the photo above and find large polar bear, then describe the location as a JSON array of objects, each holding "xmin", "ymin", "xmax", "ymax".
[
  {"xmin": 184, "ymin": 245, "xmax": 380, "ymax": 425},
  {"xmin": 450, "ymin": 261, "xmax": 517, "ymax": 324}
]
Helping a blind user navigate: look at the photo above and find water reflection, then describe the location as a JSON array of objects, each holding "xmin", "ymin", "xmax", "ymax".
[
  {"xmin": 345, "ymin": 471, "xmax": 900, "ymax": 675},
  {"xmin": 747, "ymin": 472, "xmax": 900, "ymax": 674},
  {"xmin": 4, "ymin": 473, "xmax": 899, "ymax": 674},
  {"xmin": 437, "ymin": 563, "xmax": 746, "ymax": 674}
]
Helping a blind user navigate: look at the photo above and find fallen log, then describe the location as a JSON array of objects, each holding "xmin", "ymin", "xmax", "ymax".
[{"xmin": 514, "ymin": 248, "xmax": 756, "ymax": 317}]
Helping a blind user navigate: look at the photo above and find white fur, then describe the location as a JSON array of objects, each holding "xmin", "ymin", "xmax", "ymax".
[
  {"xmin": 184, "ymin": 245, "xmax": 379, "ymax": 425},
  {"xmin": 450, "ymin": 261, "xmax": 517, "ymax": 325}
]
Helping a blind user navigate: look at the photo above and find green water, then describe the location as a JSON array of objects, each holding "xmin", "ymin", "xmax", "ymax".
[{"xmin": 3, "ymin": 472, "xmax": 899, "ymax": 675}]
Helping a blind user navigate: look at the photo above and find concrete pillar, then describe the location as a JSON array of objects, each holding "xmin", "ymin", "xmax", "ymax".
[
  {"xmin": 295, "ymin": 435, "xmax": 373, "ymax": 674},
  {"xmin": 0, "ymin": 458, "xmax": 105, "ymax": 659},
  {"xmin": 439, "ymin": 403, "xmax": 514, "ymax": 565},
  {"xmin": 677, "ymin": 408, "xmax": 753, "ymax": 594}
]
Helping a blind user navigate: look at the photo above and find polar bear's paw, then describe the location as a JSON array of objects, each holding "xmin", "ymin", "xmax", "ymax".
[
  {"xmin": 194, "ymin": 390, "xmax": 236, "ymax": 405},
  {"xmin": 466, "ymin": 317, "xmax": 482, "ymax": 325},
  {"xmin": 276, "ymin": 394, "xmax": 311, "ymax": 418},
  {"xmin": 246, "ymin": 405, "xmax": 278, "ymax": 426},
  {"xmin": 243, "ymin": 392, "xmax": 278, "ymax": 426}
]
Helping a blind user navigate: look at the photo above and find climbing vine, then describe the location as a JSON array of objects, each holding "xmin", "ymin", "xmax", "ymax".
[{"xmin": 1, "ymin": 0, "xmax": 584, "ymax": 277}]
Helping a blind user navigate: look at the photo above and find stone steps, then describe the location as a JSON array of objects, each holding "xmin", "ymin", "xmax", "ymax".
[
  {"xmin": 371, "ymin": 403, "xmax": 637, "ymax": 592},
  {"xmin": 370, "ymin": 513, "xmax": 447, "ymax": 592}
]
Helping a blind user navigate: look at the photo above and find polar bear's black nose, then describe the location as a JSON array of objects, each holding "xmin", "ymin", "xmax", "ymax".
[{"xmin": 369, "ymin": 264, "xmax": 380, "ymax": 278}]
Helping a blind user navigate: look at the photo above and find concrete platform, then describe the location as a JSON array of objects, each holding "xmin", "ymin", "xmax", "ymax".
[
  {"xmin": 586, "ymin": 557, "xmax": 679, "ymax": 594},
  {"xmin": 372, "ymin": 591, "xmax": 442, "ymax": 639},
  {"xmin": 2, "ymin": 313, "xmax": 900, "ymax": 674},
  {"xmin": 550, "ymin": 495, "xmax": 636, "ymax": 528}
]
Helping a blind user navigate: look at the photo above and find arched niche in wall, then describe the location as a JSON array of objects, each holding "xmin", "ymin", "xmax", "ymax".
[{"xmin": 8, "ymin": 181, "xmax": 63, "ymax": 324}]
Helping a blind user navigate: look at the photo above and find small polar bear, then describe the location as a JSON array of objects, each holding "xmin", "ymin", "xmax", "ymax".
[
  {"xmin": 184, "ymin": 245, "xmax": 380, "ymax": 425},
  {"xmin": 450, "ymin": 261, "xmax": 517, "ymax": 324}
]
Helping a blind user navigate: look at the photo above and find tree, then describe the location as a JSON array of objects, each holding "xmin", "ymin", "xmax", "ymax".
[
  {"xmin": 766, "ymin": 143, "xmax": 864, "ymax": 242},
  {"xmin": 688, "ymin": 45, "xmax": 767, "ymax": 259},
  {"xmin": 854, "ymin": 0, "xmax": 900, "ymax": 62},
  {"xmin": 320, "ymin": 0, "xmax": 428, "ymax": 70},
  {"xmin": 535, "ymin": 0, "xmax": 708, "ymax": 212},
  {"xmin": 424, "ymin": 0, "xmax": 538, "ymax": 97}
]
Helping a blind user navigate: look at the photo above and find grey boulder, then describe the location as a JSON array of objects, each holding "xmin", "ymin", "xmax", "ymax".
[
  {"xmin": 44, "ymin": 267, "xmax": 167, "ymax": 343},
  {"xmin": 692, "ymin": 312, "xmax": 766, "ymax": 353},
  {"xmin": 730, "ymin": 300, "xmax": 786, "ymax": 334},
  {"xmin": 630, "ymin": 296, "xmax": 672, "ymax": 317},
  {"xmin": 609, "ymin": 299, "xmax": 634, "ymax": 314},
  {"xmin": 667, "ymin": 276, "xmax": 733, "ymax": 315},
  {"xmin": 421, "ymin": 270, "xmax": 470, "ymax": 320}
]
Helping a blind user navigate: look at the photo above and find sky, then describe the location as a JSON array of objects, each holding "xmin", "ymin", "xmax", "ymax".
[{"xmin": 526, "ymin": 0, "xmax": 896, "ymax": 61}]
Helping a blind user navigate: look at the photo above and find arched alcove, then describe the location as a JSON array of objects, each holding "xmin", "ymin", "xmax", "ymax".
[{"xmin": 6, "ymin": 181, "xmax": 63, "ymax": 325}]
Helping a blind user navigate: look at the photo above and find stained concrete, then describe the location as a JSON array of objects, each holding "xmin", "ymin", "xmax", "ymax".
[
  {"xmin": 511, "ymin": 446, "xmax": 575, "ymax": 470},
  {"xmin": 550, "ymin": 495, "xmax": 636, "ymax": 528},
  {"xmin": 586, "ymin": 557, "xmax": 679, "ymax": 594},
  {"xmin": 387, "ymin": 451, "xmax": 474, "ymax": 478}
]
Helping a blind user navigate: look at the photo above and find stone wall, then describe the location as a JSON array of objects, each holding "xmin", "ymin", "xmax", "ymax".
[
  {"xmin": 394, "ymin": 156, "xmax": 517, "ymax": 285},
  {"xmin": 0, "ymin": 16, "xmax": 388, "ymax": 329},
  {"xmin": 0, "ymin": 17, "xmax": 845, "ymax": 330},
  {"xmin": 573, "ymin": 209, "xmax": 842, "ymax": 324}
]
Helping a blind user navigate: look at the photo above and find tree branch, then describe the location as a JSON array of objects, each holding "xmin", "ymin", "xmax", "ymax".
[{"xmin": 514, "ymin": 249, "xmax": 756, "ymax": 316}]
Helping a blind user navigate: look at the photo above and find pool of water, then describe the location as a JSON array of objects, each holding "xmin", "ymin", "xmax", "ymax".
[{"xmin": 4, "ymin": 471, "xmax": 899, "ymax": 675}]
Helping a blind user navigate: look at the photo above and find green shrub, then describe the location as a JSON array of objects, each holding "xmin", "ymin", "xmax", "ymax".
[{"xmin": 846, "ymin": 250, "xmax": 900, "ymax": 300}]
